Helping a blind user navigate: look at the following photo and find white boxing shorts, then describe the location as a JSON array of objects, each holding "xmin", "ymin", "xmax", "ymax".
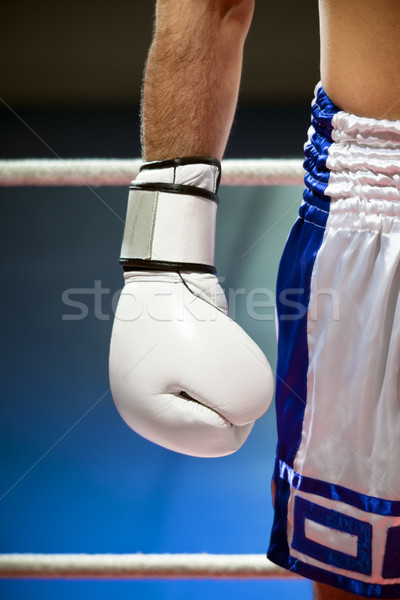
[{"xmin": 268, "ymin": 84, "xmax": 400, "ymax": 597}]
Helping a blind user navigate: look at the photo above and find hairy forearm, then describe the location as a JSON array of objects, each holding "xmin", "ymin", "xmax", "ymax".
[{"xmin": 141, "ymin": 0, "xmax": 254, "ymax": 161}]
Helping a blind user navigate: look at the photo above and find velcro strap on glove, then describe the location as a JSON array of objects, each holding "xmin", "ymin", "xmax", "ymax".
[{"xmin": 120, "ymin": 157, "xmax": 221, "ymax": 274}]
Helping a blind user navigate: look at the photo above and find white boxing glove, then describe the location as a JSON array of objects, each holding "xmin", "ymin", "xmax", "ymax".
[{"xmin": 109, "ymin": 157, "xmax": 274, "ymax": 457}]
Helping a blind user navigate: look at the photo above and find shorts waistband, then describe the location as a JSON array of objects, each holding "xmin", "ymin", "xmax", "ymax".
[{"xmin": 303, "ymin": 84, "xmax": 400, "ymax": 216}]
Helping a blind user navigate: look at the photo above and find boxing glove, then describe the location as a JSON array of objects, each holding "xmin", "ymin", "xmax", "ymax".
[{"xmin": 109, "ymin": 157, "xmax": 274, "ymax": 457}]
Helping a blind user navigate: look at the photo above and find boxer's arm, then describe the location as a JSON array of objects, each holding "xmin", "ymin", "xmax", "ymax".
[
  {"xmin": 319, "ymin": 0, "xmax": 400, "ymax": 120},
  {"xmin": 142, "ymin": 0, "xmax": 255, "ymax": 161},
  {"xmin": 109, "ymin": 0, "xmax": 273, "ymax": 458}
]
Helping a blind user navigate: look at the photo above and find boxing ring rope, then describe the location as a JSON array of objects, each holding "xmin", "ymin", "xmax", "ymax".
[
  {"xmin": 0, "ymin": 156, "xmax": 303, "ymax": 581},
  {"xmin": 0, "ymin": 553, "xmax": 298, "ymax": 580},
  {"xmin": 0, "ymin": 158, "xmax": 304, "ymax": 187}
]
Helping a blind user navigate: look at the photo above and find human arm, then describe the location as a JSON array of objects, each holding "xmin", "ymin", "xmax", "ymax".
[
  {"xmin": 142, "ymin": 0, "xmax": 255, "ymax": 161},
  {"xmin": 109, "ymin": 0, "xmax": 274, "ymax": 458}
]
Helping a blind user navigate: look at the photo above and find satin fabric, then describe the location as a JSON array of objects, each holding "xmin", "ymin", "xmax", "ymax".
[{"xmin": 268, "ymin": 84, "xmax": 400, "ymax": 597}]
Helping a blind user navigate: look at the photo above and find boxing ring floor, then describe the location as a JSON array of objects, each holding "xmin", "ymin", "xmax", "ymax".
[{"xmin": 0, "ymin": 161, "xmax": 312, "ymax": 600}]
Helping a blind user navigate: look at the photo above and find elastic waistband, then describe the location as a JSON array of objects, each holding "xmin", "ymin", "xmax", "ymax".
[{"xmin": 303, "ymin": 84, "xmax": 400, "ymax": 217}]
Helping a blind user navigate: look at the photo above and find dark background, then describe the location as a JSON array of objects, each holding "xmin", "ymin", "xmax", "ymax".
[
  {"xmin": 0, "ymin": 1, "xmax": 320, "ymax": 159},
  {"xmin": 1, "ymin": 2, "xmax": 319, "ymax": 599}
]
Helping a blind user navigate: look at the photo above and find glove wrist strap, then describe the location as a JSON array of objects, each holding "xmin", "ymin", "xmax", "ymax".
[
  {"xmin": 121, "ymin": 259, "xmax": 216, "ymax": 275},
  {"xmin": 120, "ymin": 158, "xmax": 220, "ymax": 273}
]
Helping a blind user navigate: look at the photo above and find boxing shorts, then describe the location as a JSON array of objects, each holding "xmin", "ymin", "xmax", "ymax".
[{"xmin": 267, "ymin": 83, "xmax": 400, "ymax": 598}]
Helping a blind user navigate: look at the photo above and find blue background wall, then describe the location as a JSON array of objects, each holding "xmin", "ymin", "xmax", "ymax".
[{"xmin": 0, "ymin": 178, "xmax": 313, "ymax": 599}]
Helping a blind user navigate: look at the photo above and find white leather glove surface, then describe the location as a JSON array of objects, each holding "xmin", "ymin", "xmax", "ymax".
[{"xmin": 109, "ymin": 158, "xmax": 274, "ymax": 457}]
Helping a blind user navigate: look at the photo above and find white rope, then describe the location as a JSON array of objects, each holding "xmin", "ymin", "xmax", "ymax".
[
  {"xmin": 0, "ymin": 553, "xmax": 299, "ymax": 580},
  {"xmin": 0, "ymin": 158, "xmax": 304, "ymax": 187}
]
